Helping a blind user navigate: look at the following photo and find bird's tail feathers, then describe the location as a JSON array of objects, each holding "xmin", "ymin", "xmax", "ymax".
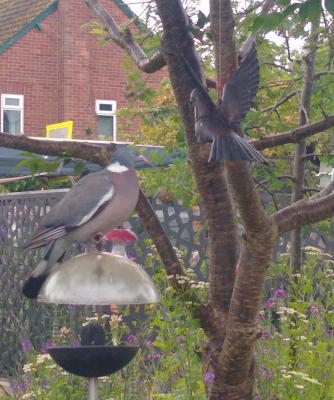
[
  {"xmin": 22, "ymin": 249, "xmax": 65, "ymax": 299},
  {"xmin": 209, "ymin": 133, "xmax": 267, "ymax": 164}
]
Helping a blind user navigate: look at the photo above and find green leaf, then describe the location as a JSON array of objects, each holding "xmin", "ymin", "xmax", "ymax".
[
  {"xmin": 18, "ymin": 152, "xmax": 38, "ymax": 158},
  {"xmin": 277, "ymin": 0, "xmax": 290, "ymax": 6},
  {"xmin": 43, "ymin": 162, "xmax": 61, "ymax": 173},
  {"xmin": 74, "ymin": 162, "xmax": 85, "ymax": 176},
  {"xmin": 251, "ymin": 14, "xmax": 267, "ymax": 33},
  {"xmin": 153, "ymin": 340, "xmax": 165, "ymax": 349},
  {"xmin": 196, "ymin": 11, "xmax": 207, "ymax": 29},
  {"xmin": 299, "ymin": 0, "xmax": 321, "ymax": 23},
  {"xmin": 29, "ymin": 161, "xmax": 41, "ymax": 176},
  {"xmin": 325, "ymin": 0, "xmax": 334, "ymax": 12},
  {"xmin": 13, "ymin": 159, "xmax": 32, "ymax": 171},
  {"xmin": 282, "ymin": 3, "xmax": 300, "ymax": 17},
  {"xmin": 262, "ymin": 12, "xmax": 286, "ymax": 33}
]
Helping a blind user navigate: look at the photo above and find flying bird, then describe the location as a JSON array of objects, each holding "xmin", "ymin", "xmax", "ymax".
[
  {"xmin": 190, "ymin": 41, "xmax": 267, "ymax": 164},
  {"xmin": 22, "ymin": 146, "xmax": 148, "ymax": 299}
]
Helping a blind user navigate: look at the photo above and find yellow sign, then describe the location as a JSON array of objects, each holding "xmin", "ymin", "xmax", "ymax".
[{"xmin": 46, "ymin": 121, "xmax": 73, "ymax": 139}]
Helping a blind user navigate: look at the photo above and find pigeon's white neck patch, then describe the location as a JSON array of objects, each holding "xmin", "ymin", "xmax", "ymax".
[{"xmin": 107, "ymin": 162, "xmax": 129, "ymax": 173}]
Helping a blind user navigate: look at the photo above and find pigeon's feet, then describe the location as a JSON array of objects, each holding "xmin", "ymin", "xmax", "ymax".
[{"xmin": 91, "ymin": 232, "xmax": 104, "ymax": 251}]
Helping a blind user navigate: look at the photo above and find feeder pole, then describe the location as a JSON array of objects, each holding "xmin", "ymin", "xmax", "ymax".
[{"xmin": 89, "ymin": 377, "xmax": 99, "ymax": 400}]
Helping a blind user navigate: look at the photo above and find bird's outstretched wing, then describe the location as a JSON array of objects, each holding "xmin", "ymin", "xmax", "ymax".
[
  {"xmin": 219, "ymin": 41, "xmax": 259, "ymax": 132},
  {"xmin": 24, "ymin": 170, "xmax": 115, "ymax": 250}
]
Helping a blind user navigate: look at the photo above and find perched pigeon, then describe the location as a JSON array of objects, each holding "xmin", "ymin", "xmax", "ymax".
[
  {"xmin": 22, "ymin": 146, "xmax": 147, "ymax": 299},
  {"xmin": 190, "ymin": 42, "xmax": 267, "ymax": 164}
]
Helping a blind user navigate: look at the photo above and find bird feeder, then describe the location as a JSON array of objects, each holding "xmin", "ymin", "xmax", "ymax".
[{"xmin": 37, "ymin": 230, "xmax": 160, "ymax": 400}]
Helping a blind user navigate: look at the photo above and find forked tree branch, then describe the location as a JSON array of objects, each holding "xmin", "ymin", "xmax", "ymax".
[
  {"xmin": 252, "ymin": 114, "xmax": 334, "ymax": 151},
  {"xmin": 261, "ymin": 90, "xmax": 301, "ymax": 112},
  {"xmin": 273, "ymin": 190, "xmax": 334, "ymax": 235},
  {"xmin": 84, "ymin": 0, "xmax": 166, "ymax": 73}
]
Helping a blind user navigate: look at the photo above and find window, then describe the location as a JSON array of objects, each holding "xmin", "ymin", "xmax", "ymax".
[
  {"xmin": 1, "ymin": 94, "xmax": 24, "ymax": 135},
  {"xmin": 95, "ymin": 100, "xmax": 117, "ymax": 141}
]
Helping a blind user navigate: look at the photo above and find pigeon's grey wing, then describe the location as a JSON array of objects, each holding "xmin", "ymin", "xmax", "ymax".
[
  {"xmin": 219, "ymin": 42, "xmax": 259, "ymax": 131},
  {"xmin": 24, "ymin": 171, "xmax": 115, "ymax": 250}
]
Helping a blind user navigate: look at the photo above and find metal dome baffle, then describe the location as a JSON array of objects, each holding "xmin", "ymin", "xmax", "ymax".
[{"xmin": 37, "ymin": 251, "xmax": 161, "ymax": 400}]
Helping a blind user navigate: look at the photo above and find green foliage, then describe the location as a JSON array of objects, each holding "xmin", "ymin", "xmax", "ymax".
[
  {"xmin": 256, "ymin": 248, "xmax": 334, "ymax": 399},
  {"xmin": 3, "ymin": 247, "xmax": 334, "ymax": 399}
]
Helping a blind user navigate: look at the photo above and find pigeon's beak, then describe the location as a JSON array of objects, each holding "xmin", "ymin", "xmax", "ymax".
[
  {"xmin": 134, "ymin": 154, "xmax": 149, "ymax": 170},
  {"xmin": 139, "ymin": 155, "xmax": 148, "ymax": 164}
]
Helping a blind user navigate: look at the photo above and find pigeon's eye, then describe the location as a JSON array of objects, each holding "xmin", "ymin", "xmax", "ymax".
[{"xmin": 131, "ymin": 151, "xmax": 135, "ymax": 156}]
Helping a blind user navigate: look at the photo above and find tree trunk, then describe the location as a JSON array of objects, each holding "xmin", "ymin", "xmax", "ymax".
[{"xmin": 290, "ymin": 18, "xmax": 319, "ymax": 275}]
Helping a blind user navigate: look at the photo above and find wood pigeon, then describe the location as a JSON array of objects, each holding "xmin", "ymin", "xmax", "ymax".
[
  {"xmin": 190, "ymin": 41, "xmax": 267, "ymax": 164},
  {"xmin": 22, "ymin": 146, "xmax": 148, "ymax": 299}
]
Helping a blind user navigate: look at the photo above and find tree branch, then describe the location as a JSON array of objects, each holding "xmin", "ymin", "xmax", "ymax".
[
  {"xmin": 290, "ymin": 19, "xmax": 319, "ymax": 276},
  {"xmin": 314, "ymin": 71, "xmax": 334, "ymax": 79},
  {"xmin": 84, "ymin": 0, "xmax": 166, "ymax": 73},
  {"xmin": 310, "ymin": 179, "xmax": 334, "ymax": 200},
  {"xmin": 0, "ymin": 132, "xmax": 114, "ymax": 167},
  {"xmin": 135, "ymin": 190, "xmax": 184, "ymax": 277},
  {"xmin": 261, "ymin": 90, "xmax": 301, "ymax": 112},
  {"xmin": 273, "ymin": 191, "xmax": 334, "ymax": 236},
  {"xmin": 251, "ymin": 114, "xmax": 334, "ymax": 151}
]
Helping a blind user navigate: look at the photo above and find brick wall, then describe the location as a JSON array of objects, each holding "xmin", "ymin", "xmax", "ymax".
[{"xmin": 0, "ymin": 0, "xmax": 166, "ymax": 140}]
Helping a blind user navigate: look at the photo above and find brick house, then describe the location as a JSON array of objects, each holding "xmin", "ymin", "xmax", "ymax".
[{"xmin": 0, "ymin": 0, "xmax": 164, "ymax": 140}]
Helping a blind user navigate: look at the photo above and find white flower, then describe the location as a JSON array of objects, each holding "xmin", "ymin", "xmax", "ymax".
[
  {"xmin": 302, "ymin": 377, "xmax": 321, "ymax": 385},
  {"xmin": 308, "ymin": 342, "xmax": 314, "ymax": 347},
  {"xmin": 282, "ymin": 374, "xmax": 291, "ymax": 379},
  {"xmin": 295, "ymin": 385, "xmax": 304, "ymax": 389},
  {"xmin": 178, "ymin": 279, "xmax": 185, "ymax": 284},
  {"xmin": 101, "ymin": 314, "xmax": 110, "ymax": 319},
  {"xmin": 283, "ymin": 338, "xmax": 291, "ymax": 342}
]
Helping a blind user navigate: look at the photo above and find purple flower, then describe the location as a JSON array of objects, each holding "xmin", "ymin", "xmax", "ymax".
[
  {"xmin": 21, "ymin": 339, "xmax": 31, "ymax": 353},
  {"xmin": 18, "ymin": 382, "xmax": 27, "ymax": 392},
  {"xmin": 9, "ymin": 382, "xmax": 18, "ymax": 392},
  {"xmin": 260, "ymin": 365, "xmax": 273, "ymax": 381},
  {"xmin": 42, "ymin": 341, "xmax": 56, "ymax": 354},
  {"xmin": 274, "ymin": 290, "xmax": 284, "ymax": 298},
  {"xmin": 261, "ymin": 330, "xmax": 269, "ymax": 339},
  {"xmin": 40, "ymin": 380, "xmax": 50, "ymax": 390},
  {"xmin": 152, "ymin": 354, "xmax": 161, "ymax": 360},
  {"xmin": 310, "ymin": 305, "xmax": 317, "ymax": 313},
  {"xmin": 258, "ymin": 314, "xmax": 264, "ymax": 321},
  {"xmin": 205, "ymin": 371, "xmax": 215, "ymax": 383},
  {"xmin": 265, "ymin": 298, "xmax": 274, "ymax": 308},
  {"xmin": 146, "ymin": 340, "xmax": 153, "ymax": 348},
  {"xmin": 327, "ymin": 329, "xmax": 333, "ymax": 336},
  {"xmin": 25, "ymin": 375, "xmax": 32, "ymax": 384},
  {"xmin": 73, "ymin": 340, "xmax": 80, "ymax": 347},
  {"xmin": 254, "ymin": 396, "xmax": 261, "ymax": 400},
  {"xmin": 128, "ymin": 335, "xmax": 136, "ymax": 344},
  {"xmin": 177, "ymin": 336, "xmax": 184, "ymax": 344}
]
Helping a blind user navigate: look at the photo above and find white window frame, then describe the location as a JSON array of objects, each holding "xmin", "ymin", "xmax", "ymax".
[
  {"xmin": 1, "ymin": 94, "xmax": 24, "ymax": 135},
  {"xmin": 95, "ymin": 100, "xmax": 117, "ymax": 141}
]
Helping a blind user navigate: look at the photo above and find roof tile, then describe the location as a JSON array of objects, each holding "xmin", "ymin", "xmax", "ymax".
[{"xmin": 0, "ymin": 0, "xmax": 57, "ymax": 47}]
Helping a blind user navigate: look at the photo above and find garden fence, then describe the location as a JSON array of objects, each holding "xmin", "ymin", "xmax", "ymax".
[{"xmin": 0, "ymin": 189, "xmax": 333, "ymax": 378}]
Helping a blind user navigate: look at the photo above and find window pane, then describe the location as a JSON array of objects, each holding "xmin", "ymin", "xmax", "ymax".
[
  {"xmin": 98, "ymin": 116, "xmax": 114, "ymax": 138},
  {"xmin": 99, "ymin": 104, "xmax": 112, "ymax": 112},
  {"xmin": 3, "ymin": 110, "xmax": 21, "ymax": 134},
  {"xmin": 5, "ymin": 98, "xmax": 20, "ymax": 107}
]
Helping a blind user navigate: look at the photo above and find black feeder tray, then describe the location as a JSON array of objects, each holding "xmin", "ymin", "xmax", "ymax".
[
  {"xmin": 36, "ymin": 252, "xmax": 161, "ymax": 399},
  {"xmin": 48, "ymin": 345, "xmax": 139, "ymax": 378}
]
